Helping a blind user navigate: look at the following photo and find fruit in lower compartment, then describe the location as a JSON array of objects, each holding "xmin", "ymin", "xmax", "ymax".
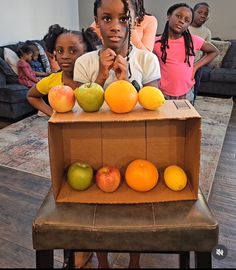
[
  {"xmin": 125, "ymin": 159, "xmax": 159, "ymax": 192},
  {"xmin": 164, "ymin": 165, "xmax": 187, "ymax": 191},
  {"xmin": 96, "ymin": 165, "xmax": 121, "ymax": 192},
  {"xmin": 67, "ymin": 161, "xmax": 93, "ymax": 191}
]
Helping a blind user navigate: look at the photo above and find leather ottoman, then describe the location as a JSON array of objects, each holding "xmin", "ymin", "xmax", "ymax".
[{"xmin": 32, "ymin": 187, "xmax": 218, "ymax": 268}]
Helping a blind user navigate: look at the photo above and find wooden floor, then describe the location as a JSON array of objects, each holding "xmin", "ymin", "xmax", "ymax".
[{"xmin": 0, "ymin": 100, "xmax": 236, "ymax": 268}]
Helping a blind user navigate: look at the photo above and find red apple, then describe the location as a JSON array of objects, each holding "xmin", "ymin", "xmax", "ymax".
[
  {"xmin": 48, "ymin": 85, "xmax": 75, "ymax": 113},
  {"xmin": 96, "ymin": 165, "xmax": 121, "ymax": 192}
]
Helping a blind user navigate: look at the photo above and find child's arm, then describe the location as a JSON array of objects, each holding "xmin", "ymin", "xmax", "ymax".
[
  {"xmin": 193, "ymin": 42, "xmax": 219, "ymax": 78},
  {"xmin": 21, "ymin": 63, "xmax": 39, "ymax": 83},
  {"xmin": 34, "ymin": 71, "xmax": 51, "ymax": 77},
  {"xmin": 131, "ymin": 16, "xmax": 158, "ymax": 51},
  {"xmin": 27, "ymin": 85, "xmax": 53, "ymax": 117}
]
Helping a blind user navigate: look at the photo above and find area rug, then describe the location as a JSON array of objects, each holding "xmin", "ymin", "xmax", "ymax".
[{"xmin": 0, "ymin": 96, "xmax": 233, "ymax": 200}]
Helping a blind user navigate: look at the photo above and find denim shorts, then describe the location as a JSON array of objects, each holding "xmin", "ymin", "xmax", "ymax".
[{"xmin": 164, "ymin": 87, "xmax": 194, "ymax": 105}]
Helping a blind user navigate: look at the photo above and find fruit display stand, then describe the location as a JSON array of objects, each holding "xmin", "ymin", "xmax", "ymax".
[{"xmin": 48, "ymin": 100, "xmax": 201, "ymax": 204}]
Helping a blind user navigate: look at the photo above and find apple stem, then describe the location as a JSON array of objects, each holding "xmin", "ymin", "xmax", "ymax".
[{"xmin": 89, "ymin": 82, "xmax": 92, "ymax": 88}]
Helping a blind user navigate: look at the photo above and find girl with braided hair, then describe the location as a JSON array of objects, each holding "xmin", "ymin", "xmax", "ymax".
[
  {"xmin": 74, "ymin": 0, "xmax": 160, "ymax": 92},
  {"xmin": 74, "ymin": 0, "xmax": 160, "ymax": 267},
  {"xmin": 27, "ymin": 24, "xmax": 101, "ymax": 118},
  {"xmin": 90, "ymin": 0, "xmax": 158, "ymax": 51},
  {"xmin": 153, "ymin": 3, "xmax": 218, "ymax": 104}
]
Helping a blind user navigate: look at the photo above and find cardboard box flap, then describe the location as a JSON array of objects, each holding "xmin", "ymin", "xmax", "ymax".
[{"xmin": 49, "ymin": 100, "xmax": 201, "ymax": 124}]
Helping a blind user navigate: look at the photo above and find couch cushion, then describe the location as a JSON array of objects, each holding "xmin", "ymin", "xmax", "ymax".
[
  {"xmin": 4, "ymin": 48, "xmax": 20, "ymax": 75},
  {"xmin": 0, "ymin": 57, "xmax": 18, "ymax": 84},
  {"xmin": 200, "ymin": 66, "xmax": 211, "ymax": 82},
  {"xmin": 208, "ymin": 40, "xmax": 231, "ymax": 69},
  {"xmin": 221, "ymin": 40, "xmax": 236, "ymax": 68},
  {"xmin": 210, "ymin": 68, "xmax": 236, "ymax": 83},
  {"xmin": 0, "ymin": 72, "xmax": 6, "ymax": 85},
  {"xmin": 0, "ymin": 84, "xmax": 29, "ymax": 103}
]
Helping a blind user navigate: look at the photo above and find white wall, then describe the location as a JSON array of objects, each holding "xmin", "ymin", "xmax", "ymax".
[
  {"xmin": 78, "ymin": 0, "xmax": 236, "ymax": 40},
  {"xmin": 0, "ymin": 0, "xmax": 79, "ymax": 46}
]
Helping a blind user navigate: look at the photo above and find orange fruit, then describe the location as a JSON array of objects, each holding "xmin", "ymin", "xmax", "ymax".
[
  {"xmin": 125, "ymin": 159, "xmax": 159, "ymax": 192},
  {"xmin": 138, "ymin": 86, "xmax": 165, "ymax": 110},
  {"xmin": 164, "ymin": 165, "xmax": 187, "ymax": 191},
  {"xmin": 105, "ymin": 80, "xmax": 138, "ymax": 113}
]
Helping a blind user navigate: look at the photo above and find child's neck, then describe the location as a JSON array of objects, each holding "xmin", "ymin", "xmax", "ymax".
[
  {"xmin": 168, "ymin": 32, "xmax": 183, "ymax": 40},
  {"xmin": 62, "ymin": 71, "xmax": 78, "ymax": 90}
]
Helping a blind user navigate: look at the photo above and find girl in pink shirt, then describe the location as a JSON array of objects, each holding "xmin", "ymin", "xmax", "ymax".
[
  {"xmin": 90, "ymin": 0, "xmax": 158, "ymax": 51},
  {"xmin": 153, "ymin": 3, "xmax": 218, "ymax": 104},
  {"xmin": 17, "ymin": 44, "xmax": 39, "ymax": 88}
]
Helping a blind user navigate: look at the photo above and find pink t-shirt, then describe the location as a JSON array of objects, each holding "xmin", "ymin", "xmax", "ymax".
[{"xmin": 153, "ymin": 34, "xmax": 204, "ymax": 96}]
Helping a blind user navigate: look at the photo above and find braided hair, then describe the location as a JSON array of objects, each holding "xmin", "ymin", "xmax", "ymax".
[
  {"xmin": 156, "ymin": 3, "xmax": 195, "ymax": 67},
  {"xmin": 135, "ymin": 0, "xmax": 151, "ymax": 24},
  {"xmin": 94, "ymin": 0, "xmax": 135, "ymax": 78},
  {"xmin": 43, "ymin": 24, "xmax": 101, "ymax": 54}
]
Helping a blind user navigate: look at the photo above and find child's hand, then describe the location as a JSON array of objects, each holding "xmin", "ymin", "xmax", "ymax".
[
  {"xmin": 113, "ymin": 54, "xmax": 128, "ymax": 80},
  {"xmin": 99, "ymin": 48, "xmax": 116, "ymax": 78}
]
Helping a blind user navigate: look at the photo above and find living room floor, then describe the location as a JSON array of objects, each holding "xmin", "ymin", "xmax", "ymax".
[{"xmin": 0, "ymin": 100, "xmax": 236, "ymax": 268}]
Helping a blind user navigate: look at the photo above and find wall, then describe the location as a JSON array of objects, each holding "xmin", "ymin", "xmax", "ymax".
[
  {"xmin": 0, "ymin": 0, "xmax": 79, "ymax": 46},
  {"xmin": 78, "ymin": 0, "xmax": 236, "ymax": 40}
]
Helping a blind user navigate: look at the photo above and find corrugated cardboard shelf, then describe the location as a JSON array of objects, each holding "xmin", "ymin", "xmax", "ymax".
[{"xmin": 48, "ymin": 100, "xmax": 201, "ymax": 204}]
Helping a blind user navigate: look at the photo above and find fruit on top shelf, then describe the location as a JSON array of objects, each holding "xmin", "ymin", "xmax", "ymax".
[
  {"xmin": 105, "ymin": 80, "xmax": 138, "ymax": 113},
  {"xmin": 75, "ymin": 82, "xmax": 104, "ymax": 112},
  {"xmin": 48, "ymin": 85, "xmax": 75, "ymax": 113},
  {"xmin": 138, "ymin": 86, "xmax": 165, "ymax": 110}
]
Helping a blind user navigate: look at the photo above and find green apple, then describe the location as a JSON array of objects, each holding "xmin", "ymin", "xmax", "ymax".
[
  {"xmin": 67, "ymin": 162, "xmax": 93, "ymax": 191},
  {"xmin": 74, "ymin": 82, "xmax": 104, "ymax": 112}
]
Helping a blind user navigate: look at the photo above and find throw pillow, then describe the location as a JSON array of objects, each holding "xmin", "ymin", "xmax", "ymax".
[
  {"xmin": 0, "ymin": 56, "xmax": 18, "ymax": 84},
  {"xmin": 4, "ymin": 47, "xmax": 20, "ymax": 75},
  {"xmin": 208, "ymin": 40, "xmax": 231, "ymax": 69}
]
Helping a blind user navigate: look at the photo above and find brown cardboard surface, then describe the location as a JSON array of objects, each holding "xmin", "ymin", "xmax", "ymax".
[{"xmin": 48, "ymin": 100, "xmax": 201, "ymax": 204}]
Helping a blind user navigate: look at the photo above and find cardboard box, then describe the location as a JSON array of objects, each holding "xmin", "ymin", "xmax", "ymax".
[{"xmin": 48, "ymin": 100, "xmax": 201, "ymax": 204}]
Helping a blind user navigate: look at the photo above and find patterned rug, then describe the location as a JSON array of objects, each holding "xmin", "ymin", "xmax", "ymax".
[{"xmin": 0, "ymin": 96, "xmax": 233, "ymax": 200}]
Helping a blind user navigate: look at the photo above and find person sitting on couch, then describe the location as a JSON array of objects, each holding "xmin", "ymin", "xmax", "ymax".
[{"xmin": 17, "ymin": 44, "xmax": 39, "ymax": 88}]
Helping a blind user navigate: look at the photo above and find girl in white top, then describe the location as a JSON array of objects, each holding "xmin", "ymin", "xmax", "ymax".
[
  {"xmin": 74, "ymin": 0, "xmax": 160, "ymax": 268},
  {"xmin": 74, "ymin": 0, "xmax": 160, "ymax": 92}
]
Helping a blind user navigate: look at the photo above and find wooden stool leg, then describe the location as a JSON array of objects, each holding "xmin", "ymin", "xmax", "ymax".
[
  {"xmin": 179, "ymin": 251, "xmax": 190, "ymax": 268},
  {"xmin": 195, "ymin": 251, "xmax": 212, "ymax": 268},
  {"xmin": 36, "ymin": 250, "xmax": 53, "ymax": 268}
]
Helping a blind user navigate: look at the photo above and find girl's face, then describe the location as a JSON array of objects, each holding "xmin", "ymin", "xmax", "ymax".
[
  {"xmin": 95, "ymin": 0, "xmax": 135, "ymax": 52},
  {"xmin": 55, "ymin": 33, "xmax": 86, "ymax": 72},
  {"xmin": 24, "ymin": 52, "xmax": 33, "ymax": 62},
  {"xmin": 168, "ymin": 7, "xmax": 192, "ymax": 36},
  {"xmin": 32, "ymin": 50, "xmax": 40, "ymax": 61}
]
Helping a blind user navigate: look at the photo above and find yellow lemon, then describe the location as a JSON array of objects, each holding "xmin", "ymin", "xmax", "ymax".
[
  {"xmin": 138, "ymin": 86, "xmax": 165, "ymax": 110},
  {"xmin": 164, "ymin": 165, "xmax": 187, "ymax": 191}
]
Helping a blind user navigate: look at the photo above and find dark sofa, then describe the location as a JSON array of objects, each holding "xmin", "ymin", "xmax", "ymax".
[
  {"xmin": 198, "ymin": 39, "xmax": 236, "ymax": 97},
  {"xmin": 0, "ymin": 40, "xmax": 48, "ymax": 122}
]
